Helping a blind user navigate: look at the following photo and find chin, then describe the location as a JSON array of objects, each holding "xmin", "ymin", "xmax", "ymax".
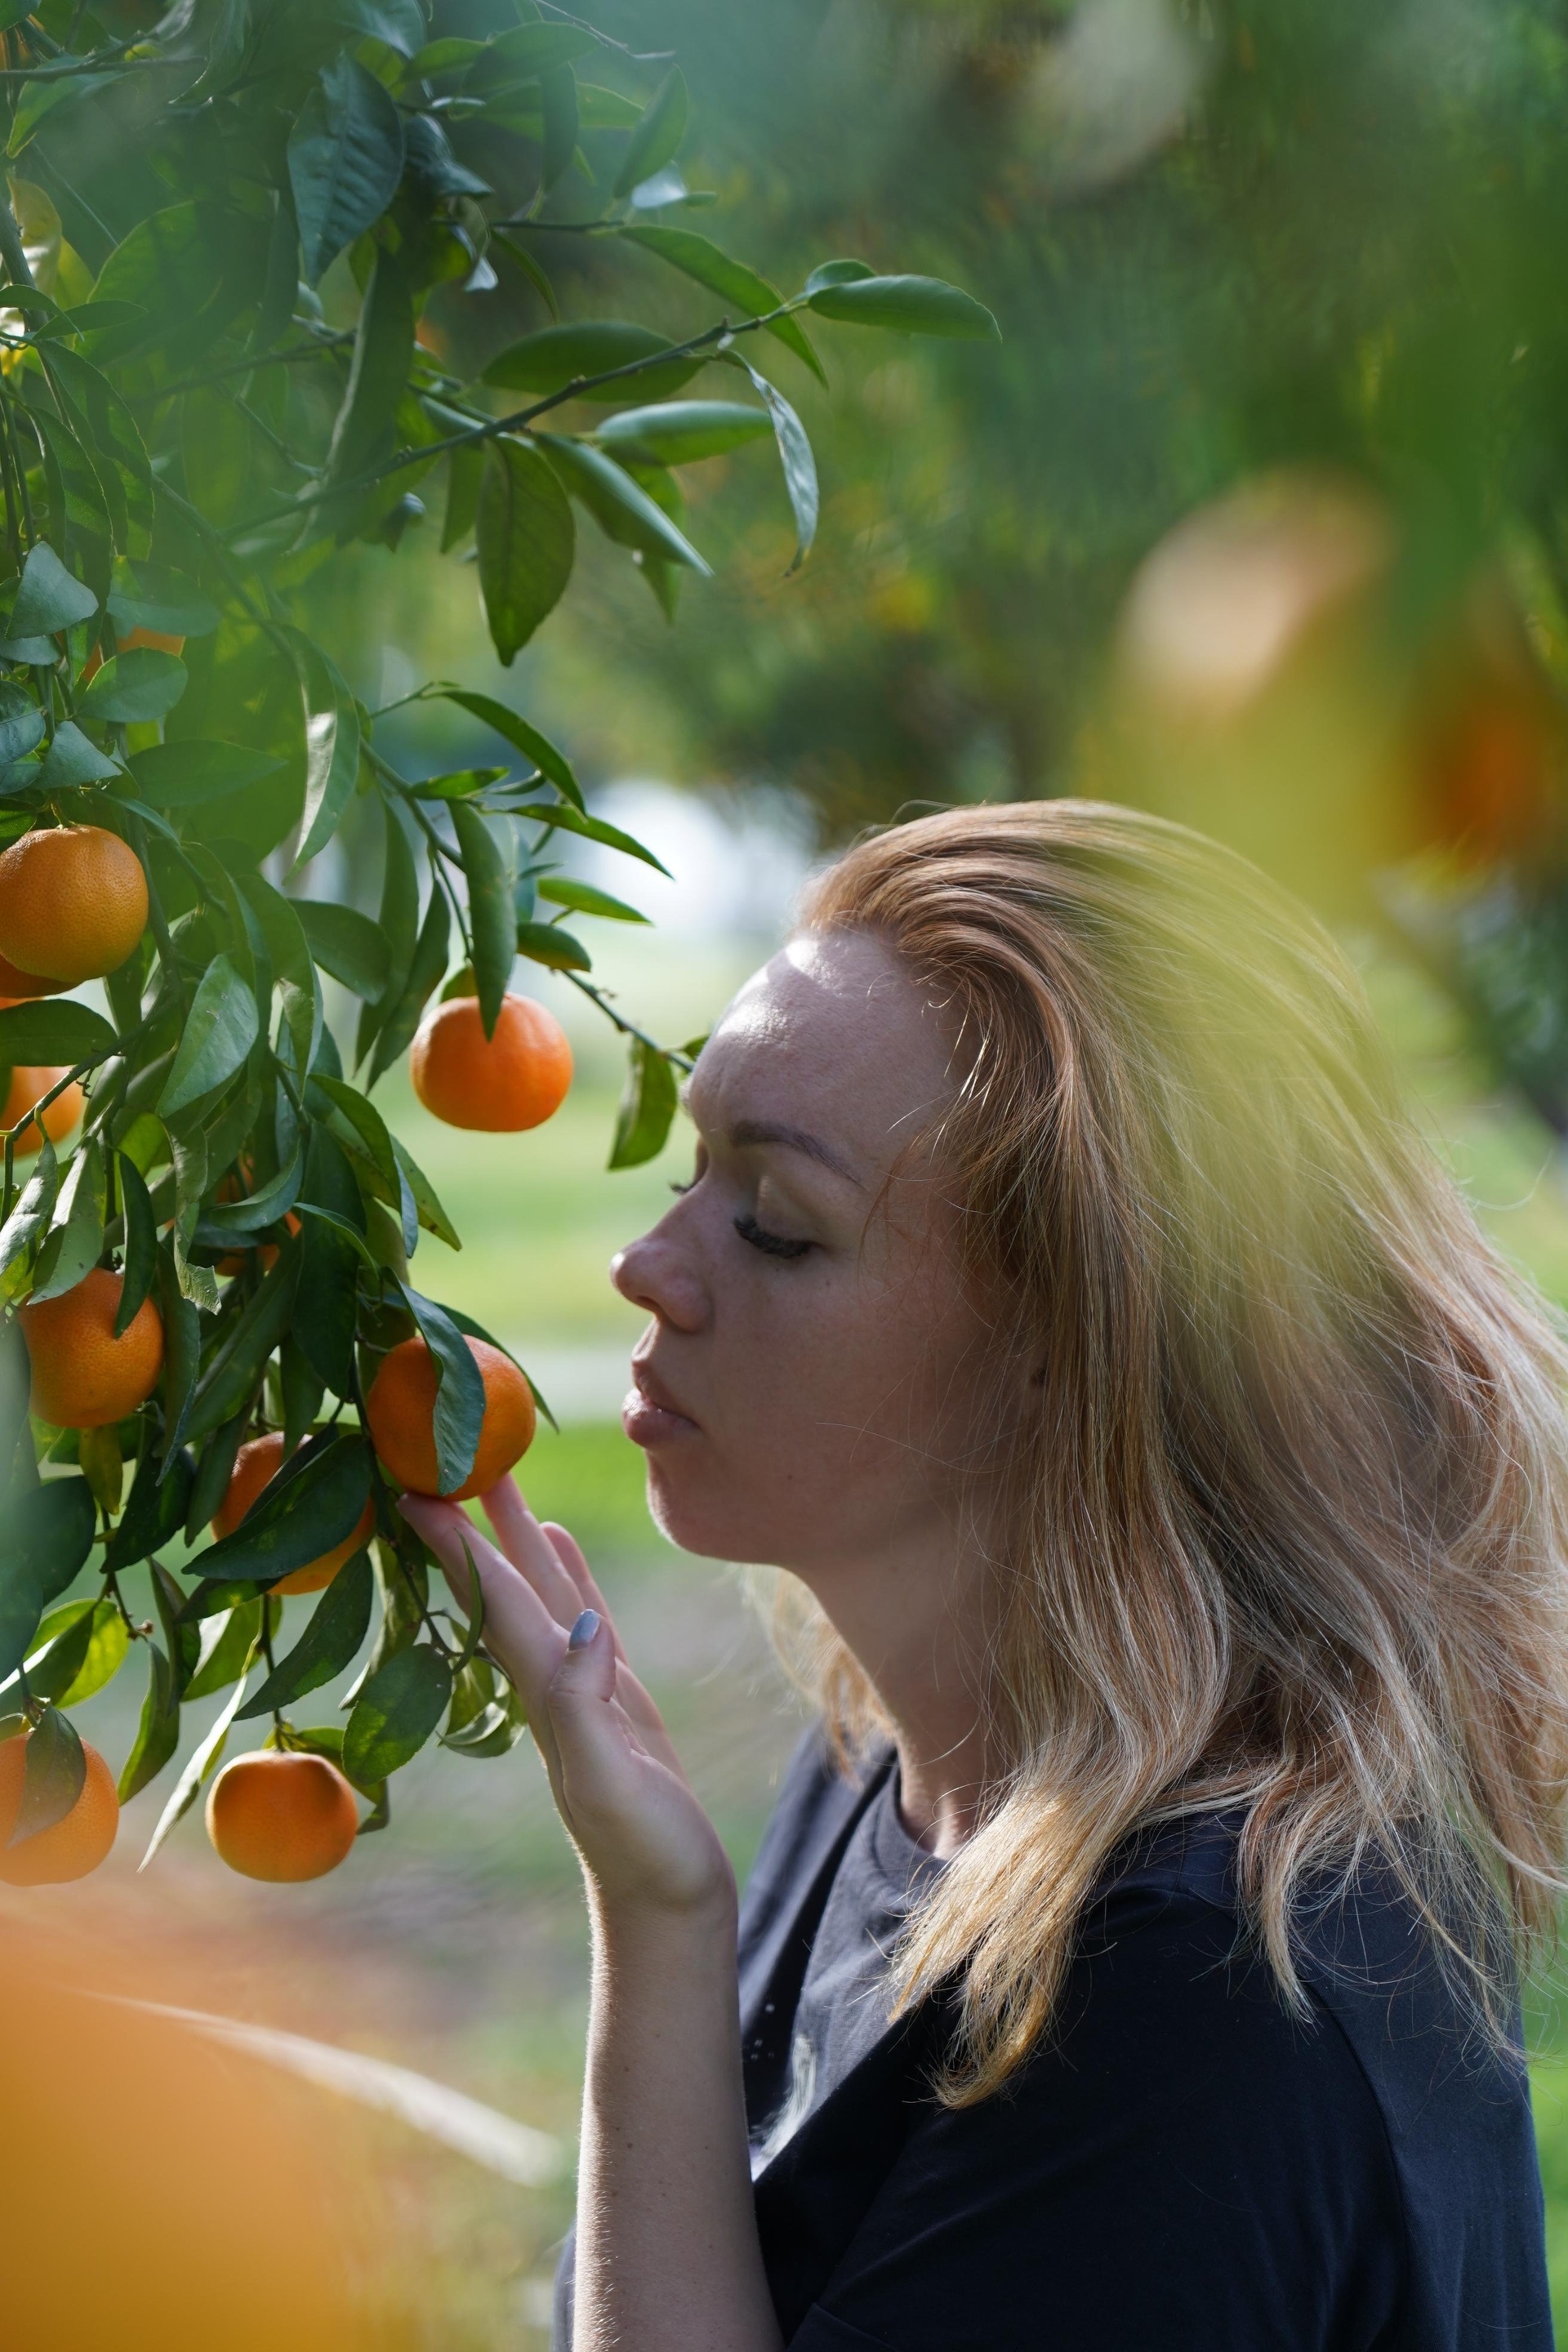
[{"xmin": 642, "ymin": 1459, "xmax": 800, "ymax": 1567}]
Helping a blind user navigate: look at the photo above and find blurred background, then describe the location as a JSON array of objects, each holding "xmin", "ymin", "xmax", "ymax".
[{"xmin": 16, "ymin": 0, "xmax": 1568, "ymax": 2341}]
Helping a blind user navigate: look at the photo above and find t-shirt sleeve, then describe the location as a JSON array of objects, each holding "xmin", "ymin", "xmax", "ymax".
[{"xmin": 783, "ymin": 1896, "xmax": 1405, "ymax": 2352}]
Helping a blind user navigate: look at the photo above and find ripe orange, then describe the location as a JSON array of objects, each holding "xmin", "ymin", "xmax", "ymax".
[
  {"xmin": 2, "ymin": 1063, "xmax": 82, "ymax": 1154},
  {"xmin": 0, "ymin": 824, "xmax": 149, "ymax": 985},
  {"xmin": 214, "ymin": 1432, "xmax": 374, "ymax": 1594},
  {"xmin": 0, "ymin": 950, "xmax": 63, "ymax": 998},
  {"xmin": 411, "ymin": 991, "xmax": 572, "ymax": 1131},
  {"xmin": 365, "ymin": 1334, "xmax": 536, "ymax": 1501},
  {"xmin": 82, "ymin": 626, "xmax": 186, "ymax": 685},
  {"xmin": 0, "ymin": 1727, "xmax": 119, "ymax": 1882},
  {"xmin": 22, "ymin": 1265, "xmax": 164, "ymax": 1428},
  {"xmin": 206, "ymin": 1750, "xmax": 360, "ymax": 1882}
]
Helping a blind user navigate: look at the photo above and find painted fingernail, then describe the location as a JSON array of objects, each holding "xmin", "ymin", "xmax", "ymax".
[{"xmin": 568, "ymin": 1608, "xmax": 600, "ymax": 1651}]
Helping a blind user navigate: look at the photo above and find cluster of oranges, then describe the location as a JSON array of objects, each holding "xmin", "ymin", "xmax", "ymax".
[{"xmin": 0, "ymin": 816, "xmax": 571, "ymax": 1892}]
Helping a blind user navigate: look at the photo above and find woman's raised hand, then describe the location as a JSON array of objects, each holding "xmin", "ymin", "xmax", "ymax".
[{"xmin": 398, "ymin": 1481, "xmax": 736, "ymax": 1922}]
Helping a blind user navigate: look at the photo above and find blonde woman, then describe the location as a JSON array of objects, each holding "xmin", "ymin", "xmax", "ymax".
[{"xmin": 404, "ymin": 803, "xmax": 1566, "ymax": 2352}]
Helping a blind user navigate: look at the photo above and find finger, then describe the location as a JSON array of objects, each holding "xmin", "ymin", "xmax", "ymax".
[
  {"xmin": 398, "ymin": 1496, "xmax": 567, "ymax": 1722},
  {"xmin": 477, "ymin": 1477, "xmax": 586, "ymax": 1633},
  {"xmin": 540, "ymin": 1523, "xmax": 628, "ymax": 1659}
]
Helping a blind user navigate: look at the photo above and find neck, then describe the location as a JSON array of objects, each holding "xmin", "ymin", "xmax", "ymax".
[{"xmin": 793, "ymin": 1527, "xmax": 998, "ymax": 1860}]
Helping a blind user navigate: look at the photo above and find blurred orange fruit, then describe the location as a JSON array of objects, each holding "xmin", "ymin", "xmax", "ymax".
[
  {"xmin": 0, "ymin": 949, "xmax": 64, "ymax": 997},
  {"xmin": 214, "ymin": 1431, "xmax": 374, "ymax": 1594},
  {"xmin": 411, "ymin": 991, "xmax": 572, "ymax": 1131},
  {"xmin": 0, "ymin": 824, "xmax": 148, "ymax": 984},
  {"xmin": 0, "ymin": 1727, "xmax": 118, "ymax": 1882},
  {"xmin": 205, "ymin": 1750, "xmax": 360, "ymax": 1882},
  {"xmin": 22, "ymin": 1266, "xmax": 164, "ymax": 1427},
  {"xmin": 2, "ymin": 1062, "xmax": 82, "ymax": 1153},
  {"xmin": 365, "ymin": 1333, "xmax": 536, "ymax": 1500},
  {"xmin": 82, "ymin": 626, "xmax": 186, "ymax": 684}
]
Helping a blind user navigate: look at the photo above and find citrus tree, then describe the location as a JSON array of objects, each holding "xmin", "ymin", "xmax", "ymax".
[{"xmin": 0, "ymin": 0, "xmax": 998, "ymax": 1886}]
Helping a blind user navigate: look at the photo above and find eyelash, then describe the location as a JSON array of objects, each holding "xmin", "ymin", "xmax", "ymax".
[{"xmin": 733, "ymin": 1213, "xmax": 812, "ymax": 1262}]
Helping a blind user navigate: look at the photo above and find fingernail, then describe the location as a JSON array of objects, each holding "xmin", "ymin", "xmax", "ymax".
[{"xmin": 568, "ymin": 1608, "xmax": 600, "ymax": 1651}]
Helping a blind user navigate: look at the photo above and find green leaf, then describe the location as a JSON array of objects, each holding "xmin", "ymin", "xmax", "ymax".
[
  {"xmin": 158, "ymin": 1250, "xmax": 201, "ymax": 1454},
  {"xmin": 443, "ymin": 1682, "xmax": 528, "ymax": 1756},
  {"xmin": 108, "ymin": 560, "xmax": 220, "ymax": 639},
  {"xmin": 48, "ymin": 1598, "xmax": 129, "ymax": 1707},
  {"xmin": 104, "ymin": 1443, "xmax": 193, "ymax": 1573},
  {"xmin": 139, "ymin": 1659, "xmax": 255, "ymax": 1870},
  {"xmin": 483, "ymin": 321, "xmax": 701, "ymax": 404},
  {"xmin": 540, "ymin": 62, "xmax": 578, "ymax": 194},
  {"xmin": 129, "ymin": 740, "xmax": 281, "ymax": 807},
  {"xmin": 367, "ymin": 878, "xmax": 449, "ymax": 1085},
  {"xmin": 237, "ymin": 1548, "xmax": 373, "ymax": 1718},
  {"xmin": 452, "ymin": 802, "xmax": 515, "ymax": 1036},
  {"xmin": 621, "ymin": 225, "xmax": 825, "ymax": 385},
  {"xmin": 287, "ymin": 626, "xmax": 363, "ymax": 870},
  {"xmin": 730, "ymin": 355, "xmax": 817, "ymax": 572},
  {"xmin": 0, "ymin": 1134, "xmax": 54, "ymax": 1304},
  {"xmin": 477, "ymin": 438, "xmax": 575, "ymax": 667},
  {"xmin": 515, "ymin": 919, "xmax": 590, "ymax": 972},
  {"xmin": 399, "ymin": 1282, "xmax": 485, "ymax": 1495},
  {"xmin": 237, "ymin": 872, "xmax": 323, "ymax": 1084},
  {"xmin": 296, "ymin": 902, "xmax": 390, "ymax": 1000},
  {"xmin": 609, "ymin": 1035, "xmax": 679, "ymax": 1169},
  {"xmin": 187, "ymin": 1431, "xmax": 372, "ymax": 1595},
  {"xmin": 118, "ymin": 1637, "xmax": 179, "ymax": 1802},
  {"xmin": 806, "ymin": 272, "xmax": 1001, "ymax": 341},
  {"xmin": 344, "ymin": 1642, "xmax": 452, "ymax": 1780},
  {"xmin": 18, "ymin": 1599, "xmax": 98, "ymax": 1705},
  {"xmin": 441, "ymin": 440, "xmax": 483, "ymax": 552},
  {"xmin": 417, "ymin": 685, "xmax": 584, "ymax": 809},
  {"xmin": 0, "ymin": 682, "xmax": 45, "ymax": 764},
  {"xmin": 8, "ymin": 1704, "xmax": 85, "ymax": 1845},
  {"xmin": 114, "ymin": 1152, "xmax": 157, "ymax": 1335},
  {"xmin": 479, "ymin": 21, "xmax": 594, "ymax": 81},
  {"xmin": 196, "ymin": 1143, "xmax": 303, "ymax": 1238},
  {"xmin": 803, "ymin": 259, "xmax": 876, "ymax": 294},
  {"xmin": 11, "ymin": 540, "xmax": 96, "ymax": 635},
  {"xmin": 157, "ymin": 956, "xmax": 259, "ymax": 1119},
  {"xmin": 403, "ymin": 112, "xmax": 490, "ymax": 200},
  {"xmin": 392, "ymin": 1134, "xmax": 459, "ymax": 1249},
  {"xmin": 410, "ymin": 767, "xmax": 509, "ymax": 803},
  {"xmin": 7, "ymin": 70, "xmax": 123, "ymax": 158},
  {"xmin": 520, "ymin": 798, "xmax": 671, "ymax": 875},
  {"xmin": 288, "ymin": 53, "xmax": 407, "ymax": 288},
  {"xmin": 182, "ymin": 1241, "xmax": 299, "ymax": 1446},
  {"xmin": 326, "ymin": 247, "xmax": 414, "ymax": 488},
  {"xmin": 334, "ymin": 0, "xmax": 426, "ymax": 58},
  {"xmin": 0, "ymin": 1477, "xmax": 96, "ymax": 1681},
  {"xmin": 182, "ymin": 1597, "xmax": 266, "ymax": 1702},
  {"xmin": 356, "ymin": 793, "xmax": 418, "ymax": 1070},
  {"xmin": 595, "ymin": 399, "xmax": 773, "ymax": 467},
  {"xmin": 293, "ymin": 1125, "xmax": 365, "ymax": 1396},
  {"xmin": 539, "ymin": 434, "xmax": 711, "ymax": 575},
  {"xmin": 0, "ymin": 1000, "xmax": 116, "ymax": 1066},
  {"xmin": 78, "ymin": 648, "xmax": 187, "ymax": 724},
  {"xmin": 28, "ymin": 1136, "xmax": 106, "ymax": 1304},
  {"xmin": 38, "ymin": 722, "xmax": 120, "ymax": 789},
  {"xmin": 613, "ymin": 65, "xmax": 688, "ymax": 198},
  {"xmin": 310, "ymin": 1073, "xmax": 401, "ymax": 1205},
  {"xmin": 536, "ymin": 877, "xmax": 648, "ymax": 922}
]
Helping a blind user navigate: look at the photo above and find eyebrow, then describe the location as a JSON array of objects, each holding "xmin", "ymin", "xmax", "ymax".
[{"xmin": 729, "ymin": 1118, "xmax": 865, "ymax": 1187}]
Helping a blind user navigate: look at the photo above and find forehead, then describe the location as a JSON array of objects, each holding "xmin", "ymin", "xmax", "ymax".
[{"xmin": 690, "ymin": 930, "xmax": 956, "ymax": 1169}]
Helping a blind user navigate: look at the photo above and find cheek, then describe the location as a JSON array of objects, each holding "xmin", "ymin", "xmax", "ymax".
[{"xmin": 644, "ymin": 1250, "xmax": 979, "ymax": 1566}]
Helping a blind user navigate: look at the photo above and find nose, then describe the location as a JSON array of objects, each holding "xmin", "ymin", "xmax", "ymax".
[{"xmin": 611, "ymin": 1223, "xmax": 708, "ymax": 1334}]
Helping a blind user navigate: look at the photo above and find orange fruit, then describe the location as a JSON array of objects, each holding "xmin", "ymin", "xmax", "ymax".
[
  {"xmin": 365, "ymin": 1333, "xmax": 536, "ymax": 1501},
  {"xmin": 0, "ymin": 1727, "xmax": 119, "ymax": 1882},
  {"xmin": 411, "ymin": 991, "xmax": 572, "ymax": 1131},
  {"xmin": 2, "ymin": 1063, "xmax": 82, "ymax": 1154},
  {"xmin": 0, "ymin": 824, "xmax": 149, "ymax": 985},
  {"xmin": 22, "ymin": 1265, "xmax": 164, "ymax": 1428},
  {"xmin": 206, "ymin": 1750, "xmax": 360, "ymax": 1882},
  {"xmin": 0, "ymin": 950, "xmax": 63, "ymax": 998},
  {"xmin": 82, "ymin": 626, "xmax": 186, "ymax": 684},
  {"xmin": 214, "ymin": 1432, "xmax": 374, "ymax": 1595}
]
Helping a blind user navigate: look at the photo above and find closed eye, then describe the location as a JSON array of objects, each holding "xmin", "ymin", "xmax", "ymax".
[{"xmin": 733, "ymin": 1212, "xmax": 811, "ymax": 1261}]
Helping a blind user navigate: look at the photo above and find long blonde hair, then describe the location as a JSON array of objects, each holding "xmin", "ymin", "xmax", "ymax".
[{"xmin": 790, "ymin": 800, "xmax": 1568, "ymax": 2105}]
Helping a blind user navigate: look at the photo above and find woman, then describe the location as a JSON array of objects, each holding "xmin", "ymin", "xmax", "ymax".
[{"xmin": 403, "ymin": 802, "xmax": 1568, "ymax": 2352}]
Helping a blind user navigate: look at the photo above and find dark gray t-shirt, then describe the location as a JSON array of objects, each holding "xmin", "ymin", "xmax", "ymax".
[{"xmin": 750, "ymin": 1771, "xmax": 944, "ymax": 2172}]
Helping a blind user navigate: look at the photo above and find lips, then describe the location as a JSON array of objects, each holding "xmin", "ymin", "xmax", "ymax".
[{"xmin": 621, "ymin": 1358, "xmax": 701, "ymax": 1448}]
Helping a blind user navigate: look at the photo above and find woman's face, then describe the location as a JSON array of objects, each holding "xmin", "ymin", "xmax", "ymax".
[{"xmin": 611, "ymin": 929, "xmax": 1009, "ymax": 1579}]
